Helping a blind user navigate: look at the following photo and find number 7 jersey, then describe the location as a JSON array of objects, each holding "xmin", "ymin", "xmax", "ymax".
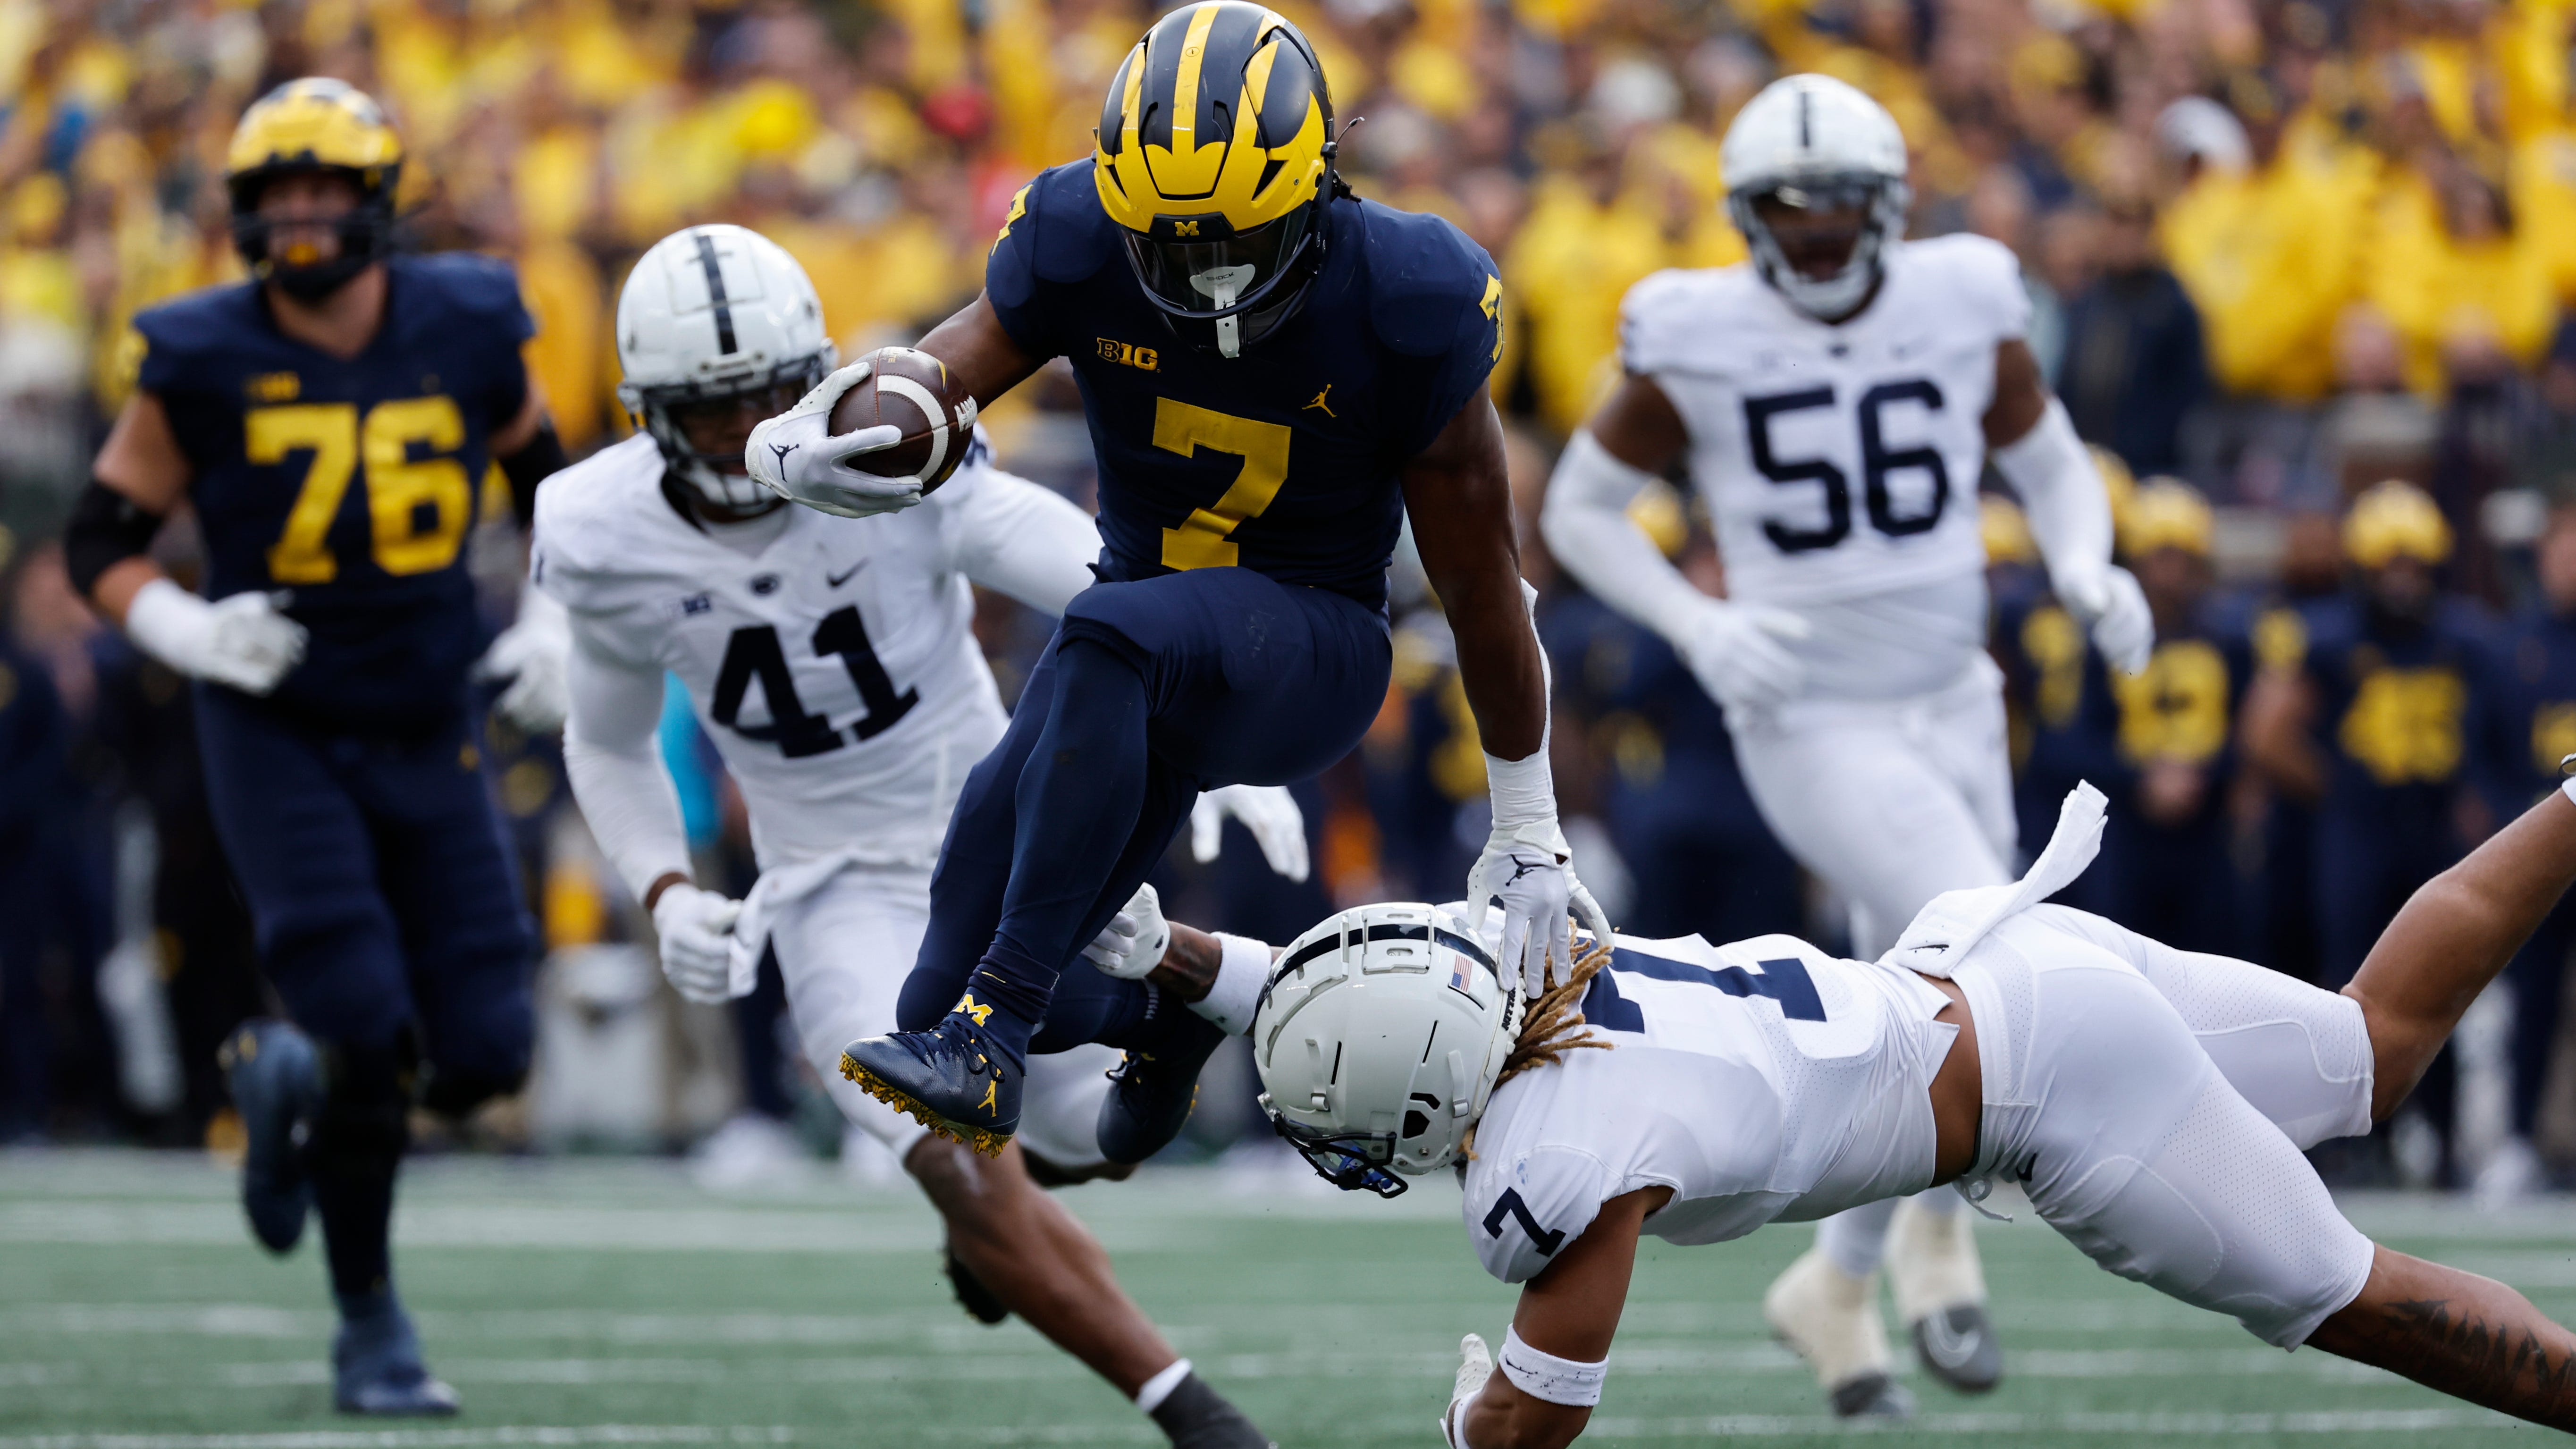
[{"xmin": 1621, "ymin": 234, "xmax": 2028, "ymax": 609}]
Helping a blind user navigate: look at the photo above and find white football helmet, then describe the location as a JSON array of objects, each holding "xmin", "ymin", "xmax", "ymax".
[
  {"xmin": 1721, "ymin": 74, "xmax": 1912, "ymax": 321},
  {"xmin": 1251, "ymin": 903, "xmax": 1523, "ymax": 1196},
  {"xmin": 617, "ymin": 224, "xmax": 836, "ymax": 511}
]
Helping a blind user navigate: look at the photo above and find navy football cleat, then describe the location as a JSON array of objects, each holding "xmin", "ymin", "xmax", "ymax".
[
  {"xmin": 840, "ymin": 1000, "xmax": 1020, "ymax": 1157},
  {"xmin": 219, "ymin": 1019, "xmax": 318, "ymax": 1255},
  {"xmin": 1096, "ymin": 1008, "xmax": 1226, "ymax": 1165},
  {"xmin": 332, "ymin": 1297, "xmax": 458, "ymax": 1416}
]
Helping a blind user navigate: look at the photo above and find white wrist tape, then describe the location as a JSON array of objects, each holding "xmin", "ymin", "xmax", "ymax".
[
  {"xmin": 1192, "ymin": 934, "xmax": 1270, "ymax": 1036},
  {"xmin": 1133, "ymin": 1358, "xmax": 1191, "ymax": 1413},
  {"xmin": 1498, "ymin": 1325, "xmax": 1608, "ymax": 1407},
  {"xmin": 2560, "ymin": 774, "xmax": 2576, "ymax": 810}
]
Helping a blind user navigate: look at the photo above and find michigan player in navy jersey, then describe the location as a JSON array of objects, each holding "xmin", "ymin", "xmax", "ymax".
[
  {"xmin": 62, "ymin": 79, "xmax": 570, "ymax": 1415},
  {"xmin": 749, "ymin": 1, "xmax": 1603, "ymax": 1165}
]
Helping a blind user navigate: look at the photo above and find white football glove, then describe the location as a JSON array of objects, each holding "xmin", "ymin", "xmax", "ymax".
[
  {"xmin": 1673, "ymin": 597, "xmax": 1811, "ymax": 714},
  {"xmin": 1439, "ymin": 1333, "xmax": 1494, "ymax": 1449},
  {"xmin": 473, "ymin": 590, "xmax": 570, "ymax": 733},
  {"xmin": 650, "ymin": 882, "xmax": 742, "ymax": 1005},
  {"xmin": 1082, "ymin": 882, "xmax": 1171, "ymax": 981},
  {"xmin": 1189, "ymin": 783, "xmax": 1311, "ymax": 882},
  {"xmin": 743, "ymin": 358, "xmax": 920, "ymax": 519},
  {"xmin": 1467, "ymin": 821, "xmax": 1612, "ymax": 999},
  {"xmin": 2056, "ymin": 563, "xmax": 2155, "ymax": 674},
  {"xmin": 123, "ymin": 578, "xmax": 307, "ymax": 695}
]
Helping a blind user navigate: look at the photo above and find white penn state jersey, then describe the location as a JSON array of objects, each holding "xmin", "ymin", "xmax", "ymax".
[
  {"xmin": 1461, "ymin": 930, "xmax": 1957, "ymax": 1284},
  {"xmin": 1622, "ymin": 235, "xmax": 2028, "ymax": 696},
  {"xmin": 534, "ymin": 432, "xmax": 1086, "ymax": 869}
]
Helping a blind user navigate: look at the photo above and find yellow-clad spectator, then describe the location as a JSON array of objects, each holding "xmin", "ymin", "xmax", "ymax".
[{"xmin": 2366, "ymin": 163, "xmax": 2558, "ymax": 391}]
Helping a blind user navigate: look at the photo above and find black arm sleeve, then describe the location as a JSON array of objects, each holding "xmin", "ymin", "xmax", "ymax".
[
  {"xmin": 497, "ymin": 420, "xmax": 569, "ymax": 532},
  {"xmin": 63, "ymin": 478, "xmax": 168, "ymax": 599}
]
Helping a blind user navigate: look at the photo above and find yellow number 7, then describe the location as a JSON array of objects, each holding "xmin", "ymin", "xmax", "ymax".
[{"xmin": 1153, "ymin": 397, "xmax": 1292, "ymax": 571}]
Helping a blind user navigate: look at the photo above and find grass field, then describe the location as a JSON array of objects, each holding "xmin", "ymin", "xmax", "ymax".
[{"xmin": 1, "ymin": 1149, "xmax": 2568, "ymax": 1447}]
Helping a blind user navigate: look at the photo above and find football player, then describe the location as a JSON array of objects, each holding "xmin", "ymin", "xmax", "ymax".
[
  {"xmin": 62, "ymin": 79, "xmax": 572, "ymax": 1413},
  {"xmin": 1537, "ymin": 74, "xmax": 2156, "ymax": 1413},
  {"xmin": 746, "ymin": 2, "xmax": 1602, "ymax": 1166},
  {"xmin": 539, "ymin": 225, "xmax": 1279, "ymax": 1449},
  {"xmin": 1224, "ymin": 780, "xmax": 2576, "ymax": 1449}
]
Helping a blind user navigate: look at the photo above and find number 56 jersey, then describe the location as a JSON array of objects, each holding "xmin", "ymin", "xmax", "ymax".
[
  {"xmin": 532, "ymin": 432, "xmax": 1093, "ymax": 870},
  {"xmin": 1461, "ymin": 931, "xmax": 1959, "ymax": 1285},
  {"xmin": 1621, "ymin": 234, "xmax": 2027, "ymax": 612}
]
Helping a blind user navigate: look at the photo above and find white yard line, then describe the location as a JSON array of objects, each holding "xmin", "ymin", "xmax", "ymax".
[{"xmin": 0, "ymin": 1431, "xmax": 802, "ymax": 1449}]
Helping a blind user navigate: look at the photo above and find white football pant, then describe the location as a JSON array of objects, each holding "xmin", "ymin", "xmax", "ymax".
[
  {"xmin": 759, "ymin": 863, "xmax": 1117, "ymax": 1171},
  {"xmin": 1730, "ymin": 658, "xmax": 2019, "ymax": 1274}
]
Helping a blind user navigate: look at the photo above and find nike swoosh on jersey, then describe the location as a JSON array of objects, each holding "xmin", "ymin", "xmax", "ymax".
[{"xmin": 826, "ymin": 561, "xmax": 866, "ymax": 588}]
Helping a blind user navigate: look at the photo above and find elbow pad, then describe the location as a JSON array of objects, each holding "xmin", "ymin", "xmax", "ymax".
[
  {"xmin": 64, "ymin": 479, "xmax": 166, "ymax": 598},
  {"xmin": 1993, "ymin": 398, "xmax": 2111, "ymax": 588},
  {"xmin": 500, "ymin": 421, "xmax": 570, "ymax": 532}
]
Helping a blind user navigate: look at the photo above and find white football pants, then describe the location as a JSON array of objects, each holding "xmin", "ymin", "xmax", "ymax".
[
  {"xmin": 758, "ymin": 862, "xmax": 1117, "ymax": 1171},
  {"xmin": 1730, "ymin": 659, "xmax": 2020, "ymax": 1278},
  {"xmin": 1960, "ymin": 906, "xmax": 2378, "ymax": 1347}
]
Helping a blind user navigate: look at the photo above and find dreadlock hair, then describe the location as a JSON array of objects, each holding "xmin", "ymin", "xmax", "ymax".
[{"xmin": 1463, "ymin": 933, "xmax": 1616, "ymax": 1161}]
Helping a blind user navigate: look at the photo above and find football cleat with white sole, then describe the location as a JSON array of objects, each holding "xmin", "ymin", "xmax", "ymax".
[
  {"xmin": 1886, "ymin": 1194, "xmax": 2003, "ymax": 1392},
  {"xmin": 219, "ymin": 1019, "xmax": 318, "ymax": 1255},
  {"xmin": 332, "ymin": 1297, "xmax": 458, "ymax": 1416},
  {"xmin": 839, "ymin": 1002, "xmax": 1020, "ymax": 1158},
  {"xmin": 1764, "ymin": 1247, "xmax": 1910, "ymax": 1417}
]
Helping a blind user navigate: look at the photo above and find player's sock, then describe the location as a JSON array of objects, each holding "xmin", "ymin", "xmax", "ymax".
[
  {"xmin": 1137, "ymin": 1360, "xmax": 1275, "ymax": 1449},
  {"xmin": 307, "ymin": 1042, "xmax": 408, "ymax": 1306},
  {"xmin": 1815, "ymin": 1197, "xmax": 1899, "ymax": 1279},
  {"xmin": 967, "ymin": 638, "xmax": 1153, "ymax": 1061}
]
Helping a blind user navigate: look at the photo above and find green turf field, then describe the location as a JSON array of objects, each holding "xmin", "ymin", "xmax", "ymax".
[{"xmin": 0, "ymin": 1149, "xmax": 2564, "ymax": 1446}]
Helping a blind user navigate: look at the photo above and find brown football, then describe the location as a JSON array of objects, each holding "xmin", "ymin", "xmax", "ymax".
[{"xmin": 828, "ymin": 346, "xmax": 980, "ymax": 493}]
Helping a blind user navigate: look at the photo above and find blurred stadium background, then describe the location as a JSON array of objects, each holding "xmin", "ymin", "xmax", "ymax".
[{"xmin": 11, "ymin": 0, "xmax": 2576, "ymax": 1437}]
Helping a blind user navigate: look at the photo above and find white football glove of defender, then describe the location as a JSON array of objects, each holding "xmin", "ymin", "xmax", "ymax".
[
  {"xmin": 1439, "ymin": 1333, "xmax": 1495, "ymax": 1449},
  {"xmin": 2054, "ymin": 563, "xmax": 2155, "ymax": 675},
  {"xmin": 123, "ymin": 579, "xmax": 307, "ymax": 695},
  {"xmin": 1675, "ymin": 597, "xmax": 1811, "ymax": 715},
  {"xmin": 474, "ymin": 587, "xmax": 571, "ymax": 733},
  {"xmin": 1468, "ymin": 820, "xmax": 1610, "ymax": 998},
  {"xmin": 743, "ymin": 357, "xmax": 918, "ymax": 519},
  {"xmin": 650, "ymin": 883, "xmax": 743, "ymax": 1004},
  {"xmin": 1082, "ymin": 881, "xmax": 1171, "ymax": 980},
  {"xmin": 1189, "ymin": 783, "xmax": 1311, "ymax": 882}
]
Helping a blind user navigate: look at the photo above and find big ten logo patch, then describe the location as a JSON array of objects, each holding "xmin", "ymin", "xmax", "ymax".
[{"xmin": 1097, "ymin": 338, "xmax": 1159, "ymax": 372}]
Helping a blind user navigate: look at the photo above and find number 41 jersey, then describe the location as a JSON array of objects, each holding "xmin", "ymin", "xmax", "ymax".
[
  {"xmin": 1621, "ymin": 235, "xmax": 2026, "ymax": 610},
  {"xmin": 1461, "ymin": 930, "xmax": 1959, "ymax": 1285},
  {"xmin": 533, "ymin": 433, "xmax": 1082, "ymax": 870}
]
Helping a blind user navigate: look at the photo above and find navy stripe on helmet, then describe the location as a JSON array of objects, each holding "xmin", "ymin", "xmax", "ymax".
[{"xmin": 693, "ymin": 230, "xmax": 737, "ymax": 355}]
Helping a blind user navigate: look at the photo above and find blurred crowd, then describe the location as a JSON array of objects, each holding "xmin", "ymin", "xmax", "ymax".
[{"xmin": 15, "ymin": 0, "xmax": 2576, "ymax": 1195}]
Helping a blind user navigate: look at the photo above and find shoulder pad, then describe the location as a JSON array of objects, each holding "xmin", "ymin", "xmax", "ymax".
[
  {"xmin": 1618, "ymin": 267, "xmax": 1735, "ymax": 376},
  {"xmin": 397, "ymin": 252, "xmax": 524, "ymax": 313},
  {"xmin": 1023, "ymin": 162, "xmax": 1119, "ymax": 286},
  {"xmin": 1359, "ymin": 201, "xmax": 1503, "ymax": 358},
  {"xmin": 130, "ymin": 283, "xmax": 260, "ymax": 388},
  {"xmin": 530, "ymin": 435, "xmax": 675, "ymax": 614},
  {"xmin": 1900, "ymin": 233, "xmax": 2029, "ymax": 339}
]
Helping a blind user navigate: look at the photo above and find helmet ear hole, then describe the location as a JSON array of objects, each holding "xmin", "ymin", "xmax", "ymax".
[{"xmin": 1402, "ymin": 1110, "xmax": 1431, "ymax": 1141}]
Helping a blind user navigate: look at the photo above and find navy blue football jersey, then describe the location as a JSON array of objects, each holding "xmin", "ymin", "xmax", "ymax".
[
  {"xmin": 136, "ymin": 254, "xmax": 534, "ymax": 731},
  {"xmin": 986, "ymin": 162, "xmax": 1503, "ymax": 613}
]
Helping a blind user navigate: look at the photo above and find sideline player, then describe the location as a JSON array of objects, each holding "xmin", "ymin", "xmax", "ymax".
[
  {"xmin": 539, "ymin": 225, "xmax": 1277, "ymax": 1449},
  {"xmin": 63, "ymin": 79, "xmax": 570, "ymax": 1414},
  {"xmin": 1224, "ymin": 779, "xmax": 2576, "ymax": 1448},
  {"xmin": 1537, "ymin": 73, "xmax": 2154, "ymax": 1413},
  {"xmin": 745, "ymin": 0, "xmax": 1601, "ymax": 1168}
]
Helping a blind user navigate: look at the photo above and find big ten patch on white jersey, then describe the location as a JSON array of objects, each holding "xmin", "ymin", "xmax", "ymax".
[
  {"xmin": 1460, "ymin": 930, "xmax": 1953, "ymax": 1284},
  {"xmin": 533, "ymin": 432, "xmax": 1012, "ymax": 868},
  {"xmin": 1620, "ymin": 234, "xmax": 2029, "ymax": 608}
]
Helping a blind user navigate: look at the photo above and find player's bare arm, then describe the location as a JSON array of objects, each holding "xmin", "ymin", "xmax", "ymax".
[
  {"xmin": 1585, "ymin": 372, "xmax": 1689, "ymax": 475},
  {"xmin": 1404, "ymin": 385, "xmax": 1544, "ymax": 763},
  {"xmin": 1979, "ymin": 338, "xmax": 2048, "ymax": 447},
  {"xmin": 1453, "ymin": 1186, "xmax": 1666, "ymax": 1449},
  {"xmin": 912, "ymin": 290, "xmax": 1047, "ymax": 407}
]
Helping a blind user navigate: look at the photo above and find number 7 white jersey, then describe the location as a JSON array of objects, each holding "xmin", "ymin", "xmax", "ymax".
[
  {"xmin": 532, "ymin": 432, "xmax": 1095, "ymax": 870},
  {"xmin": 1621, "ymin": 234, "xmax": 2029, "ymax": 609}
]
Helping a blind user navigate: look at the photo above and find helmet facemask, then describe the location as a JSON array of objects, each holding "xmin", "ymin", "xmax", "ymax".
[
  {"xmin": 1122, "ymin": 202, "xmax": 1327, "ymax": 358},
  {"xmin": 626, "ymin": 356, "xmax": 830, "ymax": 514},
  {"xmin": 1729, "ymin": 171, "xmax": 1912, "ymax": 323},
  {"xmin": 229, "ymin": 164, "xmax": 400, "ymax": 303}
]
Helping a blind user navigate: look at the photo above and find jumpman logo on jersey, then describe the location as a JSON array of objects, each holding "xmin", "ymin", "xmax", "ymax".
[{"xmin": 1303, "ymin": 384, "xmax": 1336, "ymax": 417}]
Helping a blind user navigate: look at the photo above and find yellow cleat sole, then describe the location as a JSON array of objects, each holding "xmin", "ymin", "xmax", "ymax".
[{"xmin": 839, "ymin": 1054, "xmax": 1011, "ymax": 1158}]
